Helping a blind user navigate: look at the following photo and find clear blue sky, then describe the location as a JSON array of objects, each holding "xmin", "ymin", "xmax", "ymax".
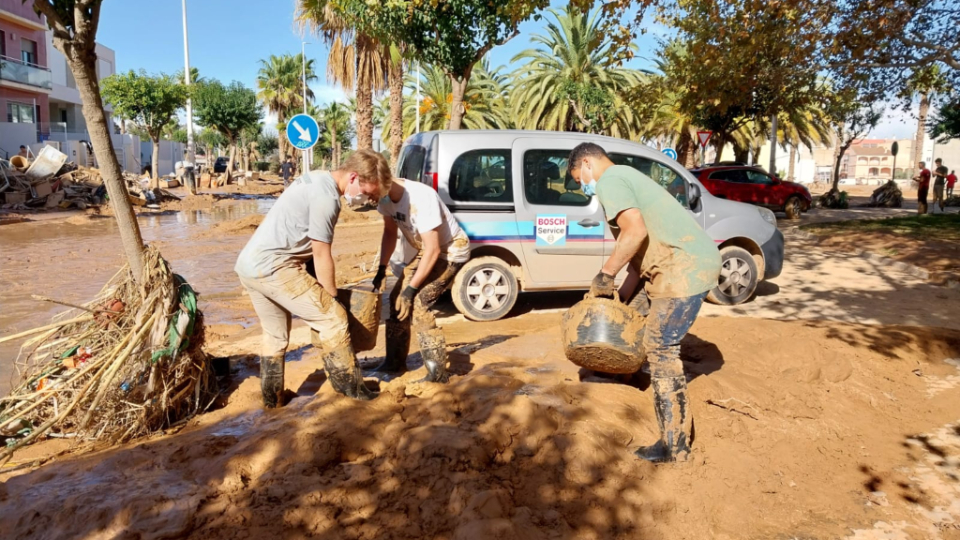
[{"xmin": 97, "ymin": 0, "xmax": 910, "ymax": 138}]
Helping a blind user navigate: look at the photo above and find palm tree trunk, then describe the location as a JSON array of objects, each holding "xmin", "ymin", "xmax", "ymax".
[
  {"xmin": 788, "ymin": 145, "xmax": 797, "ymax": 181},
  {"xmin": 356, "ymin": 36, "xmax": 376, "ymax": 150},
  {"xmin": 448, "ymin": 74, "xmax": 470, "ymax": 130},
  {"xmin": 63, "ymin": 45, "xmax": 145, "ymax": 281},
  {"xmin": 227, "ymin": 142, "xmax": 236, "ymax": 177},
  {"xmin": 913, "ymin": 93, "xmax": 929, "ymax": 173},
  {"xmin": 278, "ymin": 115, "xmax": 288, "ymax": 162},
  {"xmin": 331, "ymin": 124, "xmax": 339, "ymax": 169},
  {"xmin": 388, "ymin": 59, "xmax": 404, "ymax": 172},
  {"xmin": 677, "ymin": 130, "xmax": 696, "ymax": 169}
]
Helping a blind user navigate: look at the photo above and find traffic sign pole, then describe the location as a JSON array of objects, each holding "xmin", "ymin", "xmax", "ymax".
[
  {"xmin": 697, "ymin": 131, "xmax": 713, "ymax": 167},
  {"xmin": 286, "ymin": 113, "xmax": 320, "ymax": 176}
]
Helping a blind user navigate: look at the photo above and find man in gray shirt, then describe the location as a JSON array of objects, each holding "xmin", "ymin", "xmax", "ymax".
[{"xmin": 235, "ymin": 149, "xmax": 392, "ymax": 407}]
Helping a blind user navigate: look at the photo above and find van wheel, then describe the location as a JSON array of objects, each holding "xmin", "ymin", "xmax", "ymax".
[
  {"xmin": 707, "ymin": 246, "xmax": 759, "ymax": 306},
  {"xmin": 784, "ymin": 196, "xmax": 803, "ymax": 220},
  {"xmin": 452, "ymin": 257, "xmax": 519, "ymax": 322}
]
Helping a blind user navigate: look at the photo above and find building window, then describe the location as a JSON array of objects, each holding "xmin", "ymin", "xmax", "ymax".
[
  {"xmin": 21, "ymin": 38, "xmax": 37, "ymax": 65},
  {"xmin": 7, "ymin": 102, "xmax": 36, "ymax": 123}
]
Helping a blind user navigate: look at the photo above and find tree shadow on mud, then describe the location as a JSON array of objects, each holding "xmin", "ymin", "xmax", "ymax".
[
  {"xmin": 725, "ymin": 233, "xmax": 960, "ymax": 361},
  {"xmin": 0, "ymin": 345, "xmax": 671, "ymax": 539}
]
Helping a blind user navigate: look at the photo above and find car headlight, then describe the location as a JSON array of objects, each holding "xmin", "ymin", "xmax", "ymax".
[{"xmin": 758, "ymin": 207, "xmax": 777, "ymax": 225}]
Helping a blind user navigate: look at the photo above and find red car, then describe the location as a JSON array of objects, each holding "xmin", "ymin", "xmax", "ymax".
[{"xmin": 689, "ymin": 165, "xmax": 812, "ymax": 219}]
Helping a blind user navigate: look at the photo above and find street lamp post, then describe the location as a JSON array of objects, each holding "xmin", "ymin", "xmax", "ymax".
[
  {"xmin": 301, "ymin": 41, "xmax": 310, "ymax": 172},
  {"xmin": 181, "ymin": 0, "xmax": 197, "ymax": 194},
  {"xmin": 415, "ymin": 61, "xmax": 421, "ymax": 133}
]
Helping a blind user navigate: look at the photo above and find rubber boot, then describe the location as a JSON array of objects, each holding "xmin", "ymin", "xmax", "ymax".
[
  {"xmin": 322, "ymin": 343, "xmax": 378, "ymax": 401},
  {"xmin": 417, "ymin": 328, "xmax": 450, "ymax": 383},
  {"xmin": 260, "ymin": 353, "xmax": 285, "ymax": 409},
  {"xmin": 634, "ymin": 376, "xmax": 692, "ymax": 463},
  {"xmin": 370, "ymin": 319, "xmax": 410, "ymax": 373}
]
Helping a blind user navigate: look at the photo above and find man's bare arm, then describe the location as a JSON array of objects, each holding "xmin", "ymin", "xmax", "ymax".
[
  {"xmin": 409, "ymin": 228, "xmax": 441, "ymax": 289},
  {"xmin": 601, "ymin": 208, "xmax": 648, "ymax": 277},
  {"xmin": 311, "ymin": 240, "xmax": 338, "ymax": 297}
]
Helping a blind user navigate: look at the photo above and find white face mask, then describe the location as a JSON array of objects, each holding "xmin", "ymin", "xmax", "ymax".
[
  {"xmin": 580, "ymin": 164, "xmax": 597, "ymax": 196},
  {"xmin": 344, "ymin": 178, "xmax": 371, "ymax": 208}
]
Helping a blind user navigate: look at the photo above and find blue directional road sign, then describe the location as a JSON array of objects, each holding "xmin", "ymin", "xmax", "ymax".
[
  {"xmin": 286, "ymin": 113, "xmax": 320, "ymax": 151},
  {"xmin": 662, "ymin": 148, "xmax": 678, "ymax": 160}
]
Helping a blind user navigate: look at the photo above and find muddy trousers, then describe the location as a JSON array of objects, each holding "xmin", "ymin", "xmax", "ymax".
[
  {"xmin": 635, "ymin": 292, "xmax": 706, "ymax": 463},
  {"xmin": 375, "ymin": 257, "xmax": 463, "ymax": 383},
  {"xmin": 918, "ymin": 186, "xmax": 929, "ymax": 215},
  {"xmin": 238, "ymin": 267, "xmax": 371, "ymax": 407}
]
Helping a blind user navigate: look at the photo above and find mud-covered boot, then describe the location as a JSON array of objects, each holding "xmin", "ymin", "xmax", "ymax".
[
  {"xmin": 371, "ymin": 319, "xmax": 410, "ymax": 373},
  {"xmin": 634, "ymin": 376, "xmax": 692, "ymax": 463},
  {"xmin": 322, "ymin": 343, "xmax": 378, "ymax": 401},
  {"xmin": 260, "ymin": 353, "xmax": 286, "ymax": 409},
  {"xmin": 417, "ymin": 328, "xmax": 450, "ymax": 383}
]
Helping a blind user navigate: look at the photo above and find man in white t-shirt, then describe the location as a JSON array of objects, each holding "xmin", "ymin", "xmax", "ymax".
[
  {"xmin": 370, "ymin": 177, "xmax": 471, "ymax": 383},
  {"xmin": 234, "ymin": 150, "xmax": 392, "ymax": 407}
]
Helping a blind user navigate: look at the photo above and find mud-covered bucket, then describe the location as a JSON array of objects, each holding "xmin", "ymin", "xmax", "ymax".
[
  {"xmin": 9, "ymin": 155, "xmax": 28, "ymax": 170},
  {"xmin": 337, "ymin": 284, "xmax": 381, "ymax": 352},
  {"xmin": 561, "ymin": 297, "xmax": 645, "ymax": 374}
]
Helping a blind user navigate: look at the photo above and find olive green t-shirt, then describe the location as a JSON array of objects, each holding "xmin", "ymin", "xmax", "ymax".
[{"xmin": 596, "ymin": 165, "xmax": 722, "ymax": 299}]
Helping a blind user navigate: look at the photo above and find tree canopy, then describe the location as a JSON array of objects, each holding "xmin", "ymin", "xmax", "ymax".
[
  {"xmin": 101, "ymin": 70, "xmax": 187, "ymax": 144},
  {"xmin": 193, "ymin": 80, "xmax": 262, "ymax": 143}
]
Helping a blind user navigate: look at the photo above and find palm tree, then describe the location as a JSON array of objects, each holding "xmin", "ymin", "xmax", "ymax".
[
  {"xmin": 904, "ymin": 66, "xmax": 948, "ymax": 176},
  {"xmin": 296, "ymin": 0, "xmax": 389, "ymax": 152},
  {"xmin": 312, "ymin": 101, "xmax": 353, "ymax": 169},
  {"xmin": 510, "ymin": 5, "xmax": 645, "ymax": 139},
  {"xmin": 393, "ymin": 61, "xmax": 511, "ymax": 141},
  {"xmin": 256, "ymin": 54, "xmax": 317, "ymax": 162}
]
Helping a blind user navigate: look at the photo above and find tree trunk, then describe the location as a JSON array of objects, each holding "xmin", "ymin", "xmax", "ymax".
[
  {"xmin": 447, "ymin": 74, "xmax": 470, "ymax": 130},
  {"xmin": 119, "ymin": 118, "xmax": 126, "ymax": 135},
  {"xmin": 712, "ymin": 133, "xmax": 725, "ymax": 163},
  {"xmin": 832, "ymin": 131, "xmax": 850, "ymax": 192},
  {"xmin": 912, "ymin": 92, "xmax": 929, "ymax": 174},
  {"xmin": 151, "ymin": 139, "xmax": 160, "ymax": 190},
  {"xmin": 733, "ymin": 144, "xmax": 749, "ymax": 164},
  {"xmin": 227, "ymin": 143, "xmax": 236, "ymax": 177},
  {"xmin": 355, "ymin": 36, "xmax": 375, "ymax": 151},
  {"xmin": 677, "ymin": 130, "xmax": 696, "ymax": 169},
  {"xmin": 278, "ymin": 114, "xmax": 288, "ymax": 162},
  {"xmin": 388, "ymin": 59, "xmax": 404, "ymax": 173},
  {"xmin": 788, "ymin": 145, "xmax": 797, "ymax": 181},
  {"xmin": 63, "ymin": 47, "xmax": 145, "ymax": 281}
]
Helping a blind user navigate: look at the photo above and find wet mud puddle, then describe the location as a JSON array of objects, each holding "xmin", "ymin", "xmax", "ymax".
[{"xmin": 0, "ymin": 200, "xmax": 273, "ymax": 391}]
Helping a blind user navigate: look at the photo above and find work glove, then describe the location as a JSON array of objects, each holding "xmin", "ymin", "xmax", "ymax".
[
  {"xmin": 395, "ymin": 285, "xmax": 418, "ymax": 321},
  {"xmin": 586, "ymin": 271, "xmax": 616, "ymax": 299},
  {"xmin": 371, "ymin": 265, "xmax": 387, "ymax": 291}
]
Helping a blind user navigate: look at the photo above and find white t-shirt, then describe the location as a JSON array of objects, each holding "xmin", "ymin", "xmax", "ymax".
[
  {"xmin": 378, "ymin": 179, "xmax": 470, "ymax": 263},
  {"xmin": 235, "ymin": 170, "xmax": 340, "ymax": 279}
]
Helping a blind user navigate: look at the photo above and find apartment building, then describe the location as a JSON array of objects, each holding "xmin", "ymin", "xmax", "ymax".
[{"xmin": 0, "ymin": 0, "xmax": 50, "ymax": 156}]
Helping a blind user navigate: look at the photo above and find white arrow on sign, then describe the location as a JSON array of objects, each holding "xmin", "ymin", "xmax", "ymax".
[{"xmin": 292, "ymin": 120, "xmax": 312, "ymax": 143}]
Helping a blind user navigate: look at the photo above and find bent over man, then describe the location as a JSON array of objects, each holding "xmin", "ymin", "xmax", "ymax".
[
  {"xmin": 234, "ymin": 150, "xmax": 392, "ymax": 407},
  {"xmin": 568, "ymin": 142, "xmax": 722, "ymax": 463},
  {"xmin": 370, "ymin": 177, "xmax": 471, "ymax": 383}
]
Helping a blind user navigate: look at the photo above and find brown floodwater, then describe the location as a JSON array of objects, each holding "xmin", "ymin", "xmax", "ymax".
[{"xmin": 0, "ymin": 199, "xmax": 274, "ymax": 392}]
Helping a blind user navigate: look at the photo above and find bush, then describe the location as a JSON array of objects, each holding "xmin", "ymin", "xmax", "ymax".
[
  {"xmin": 267, "ymin": 155, "xmax": 280, "ymax": 174},
  {"xmin": 252, "ymin": 161, "xmax": 270, "ymax": 172}
]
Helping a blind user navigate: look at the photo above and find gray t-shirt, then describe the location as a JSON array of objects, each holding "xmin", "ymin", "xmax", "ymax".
[{"xmin": 235, "ymin": 170, "xmax": 340, "ymax": 279}]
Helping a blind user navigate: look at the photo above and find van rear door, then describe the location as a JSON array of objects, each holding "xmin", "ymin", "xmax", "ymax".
[{"xmin": 512, "ymin": 137, "xmax": 606, "ymax": 286}]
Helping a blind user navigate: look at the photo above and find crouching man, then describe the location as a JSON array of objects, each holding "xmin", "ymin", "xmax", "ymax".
[
  {"xmin": 369, "ymin": 177, "xmax": 471, "ymax": 382},
  {"xmin": 234, "ymin": 150, "xmax": 392, "ymax": 407},
  {"xmin": 568, "ymin": 143, "xmax": 721, "ymax": 463}
]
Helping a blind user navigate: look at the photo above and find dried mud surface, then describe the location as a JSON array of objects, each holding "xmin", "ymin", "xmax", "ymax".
[{"xmin": 2, "ymin": 314, "xmax": 960, "ymax": 540}]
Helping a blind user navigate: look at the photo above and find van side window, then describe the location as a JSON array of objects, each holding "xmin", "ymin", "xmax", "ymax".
[
  {"xmin": 523, "ymin": 150, "xmax": 589, "ymax": 206},
  {"xmin": 397, "ymin": 145, "xmax": 426, "ymax": 183},
  {"xmin": 610, "ymin": 153, "xmax": 688, "ymax": 207},
  {"xmin": 449, "ymin": 149, "xmax": 513, "ymax": 204}
]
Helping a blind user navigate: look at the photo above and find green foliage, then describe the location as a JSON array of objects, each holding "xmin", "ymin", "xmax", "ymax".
[
  {"xmin": 100, "ymin": 70, "xmax": 187, "ymax": 143},
  {"xmin": 929, "ymin": 100, "xmax": 960, "ymax": 142},
  {"xmin": 337, "ymin": 0, "xmax": 550, "ymax": 79},
  {"xmin": 511, "ymin": 6, "xmax": 645, "ymax": 138},
  {"xmin": 256, "ymin": 53, "xmax": 317, "ymax": 123},
  {"xmin": 396, "ymin": 61, "xmax": 510, "ymax": 138},
  {"xmin": 257, "ymin": 133, "xmax": 279, "ymax": 157},
  {"xmin": 193, "ymin": 80, "xmax": 262, "ymax": 143}
]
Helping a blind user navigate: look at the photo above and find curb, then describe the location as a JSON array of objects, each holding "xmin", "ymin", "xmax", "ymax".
[{"xmin": 784, "ymin": 226, "xmax": 960, "ymax": 290}]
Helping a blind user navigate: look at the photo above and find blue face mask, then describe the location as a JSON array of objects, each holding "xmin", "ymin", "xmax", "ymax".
[{"xmin": 582, "ymin": 179, "xmax": 597, "ymax": 197}]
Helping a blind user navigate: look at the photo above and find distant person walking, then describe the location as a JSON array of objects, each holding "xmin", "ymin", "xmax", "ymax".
[
  {"xmin": 933, "ymin": 158, "xmax": 948, "ymax": 212},
  {"xmin": 947, "ymin": 170, "xmax": 957, "ymax": 199},
  {"xmin": 17, "ymin": 145, "xmax": 28, "ymax": 159},
  {"xmin": 280, "ymin": 157, "xmax": 295, "ymax": 187},
  {"xmin": 914, "ymin": 161, "xmax": 931, "ymax": 214}
]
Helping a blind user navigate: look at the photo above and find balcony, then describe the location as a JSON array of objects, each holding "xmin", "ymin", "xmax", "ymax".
[{"xmin": 0, "ymin": 55, "xmax": 52, "ymax": 90}]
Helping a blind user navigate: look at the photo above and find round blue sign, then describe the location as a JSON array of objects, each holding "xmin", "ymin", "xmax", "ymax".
[
  {"xmin": 286, "ymin": 113, "xmax": 320, "ymax": 151},
  {"xmin": 662, "ymin": 148, "xmax": 678, "ymax": 160}
]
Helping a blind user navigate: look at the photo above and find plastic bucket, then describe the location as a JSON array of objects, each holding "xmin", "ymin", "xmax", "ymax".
[
  {"xmin": 10, "ymin": 156, "xmax": 28, "ymax": 169},
  {"xmin": 561, "ymin": 297, "xmax": 645, "ymax": 374},
  {"xmin": 337, "ymin": 284, "xmax": 381, "ymax": 352}
]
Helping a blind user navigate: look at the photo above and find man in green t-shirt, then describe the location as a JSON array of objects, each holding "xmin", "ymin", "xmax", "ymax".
[
  {"xmin": 568, "ymin": 142, "xmax": 722, "ymax": 463},
  {"xmin": 933, "ymin": 158, "xmax": 949, "ymax": 213}
]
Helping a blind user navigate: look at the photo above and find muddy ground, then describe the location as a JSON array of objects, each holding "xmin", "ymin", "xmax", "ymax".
[{"xmin": 1, "ymin": 192, "xmax": 960, "ymax": 539}]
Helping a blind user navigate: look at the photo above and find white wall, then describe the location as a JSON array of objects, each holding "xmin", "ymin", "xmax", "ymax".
[
  {"xmin": 0, "ymin": 122, "xmax": 38, "ymax": 159},
  {"xmin": 140, "ymin": 140, "xmax": 185, "ymax": 176},
  {"xmin": 46, "ymin": 30, "xmax": 115, "ymax": 108}
]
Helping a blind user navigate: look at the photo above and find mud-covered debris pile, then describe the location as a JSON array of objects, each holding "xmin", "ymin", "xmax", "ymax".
[
  {"xmin": 1, "ymin": 159, "xmax": 107, "ymax": 210},
  {"xmin": 868, "ymin": 180, "xmax": 904, "ymax": 208}
]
